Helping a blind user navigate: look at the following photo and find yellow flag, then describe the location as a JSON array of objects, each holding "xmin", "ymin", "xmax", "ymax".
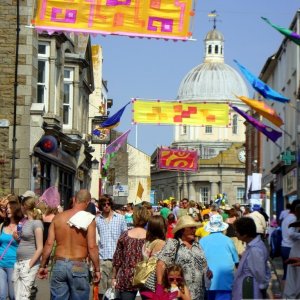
[
  {"xmin": 133, "ymin": 100, "xmax": 229, "ymax": 126},
  {"xmin": 137, "ymin": 182, "xmax": 144, "ymax": 199}
]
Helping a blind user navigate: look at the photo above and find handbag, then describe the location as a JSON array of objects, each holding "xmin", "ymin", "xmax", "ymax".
[{"xmin": 132, "ymin": 240, "xmax": 160, "ymax": 287}]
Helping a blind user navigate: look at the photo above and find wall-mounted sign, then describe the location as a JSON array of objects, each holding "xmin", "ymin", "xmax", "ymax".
[
  {"xmin": 283, "ymin": 168, "xmax": 297, "ymax": 196},
  {"xmin": 113, "ymin": 184, "xmax": 128, "ymax": 197},
  {"xmin": 91, "ymin": 118, "xmax": 111, "ymax": 144}
]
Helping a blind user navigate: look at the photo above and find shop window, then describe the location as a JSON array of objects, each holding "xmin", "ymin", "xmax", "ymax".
[
  {"xmin": 59, "ymin": 170, "xmax": 74, "ymax": 209},
  {"xmin": 40, "ymin": 160, "xmax": 51, "ymax": 191}
]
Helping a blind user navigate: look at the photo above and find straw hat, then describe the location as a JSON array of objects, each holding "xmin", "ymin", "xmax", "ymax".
[
  {"xmin": 205, "ymin": 214, "xmax": 229, "ymax": 233},
  {"xmin": 172, "ymin": 215, "xmax": 201, "ymax": 234},
  {"xmin": 22, "ymin": 190, "xmax": 36, "ymax": 198}
]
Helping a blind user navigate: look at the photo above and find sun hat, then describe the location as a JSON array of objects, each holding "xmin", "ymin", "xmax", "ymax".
[
  {"xmin": 205, "ymin": 214, "xmax": 229, "ymax": 233},
  {"xmin": 39, "ymin": 186, "xmax": 60, "ymax": 208},
  {"xmin": 22, "ymin": 190, "xmax": 36, "ymax": 198},
  {"xmin": 172, "ymin": 215, "xmax": 201, "ymax": 234}
]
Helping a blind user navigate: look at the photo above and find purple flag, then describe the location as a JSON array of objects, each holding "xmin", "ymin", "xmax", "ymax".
[
  {"xmin": 231, "ymin": 106, "xmax": 282, "ymax": 143},
  {"xmin": 105, "ymin": 129, "xmax": 131, "ymax": 155}
]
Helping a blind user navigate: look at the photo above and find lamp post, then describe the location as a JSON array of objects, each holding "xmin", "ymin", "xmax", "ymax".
[{"xmin": 11, "ymin": 0, "xmax": 20, "ymax": 192}]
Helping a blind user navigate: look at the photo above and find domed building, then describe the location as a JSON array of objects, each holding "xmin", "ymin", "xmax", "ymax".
[
  {"xmin": 173, "ymin": 28, "xmax": 249, "ymax": 156},
  {"xmin": 151, "ymin": 28, "xmax": 249, "ymax": 205}
]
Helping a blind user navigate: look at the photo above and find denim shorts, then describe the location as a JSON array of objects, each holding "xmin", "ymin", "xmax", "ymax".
[{"xmin": 50, "ymin": 259, "xmax": 89, "ymax": 300}]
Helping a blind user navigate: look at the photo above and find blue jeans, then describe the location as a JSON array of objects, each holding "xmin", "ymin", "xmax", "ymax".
[
  {"xmin": 0, "ymin": 267, "xmax": 15, "ymax": 300},
  {"xmin": 50, "ymin": 259, "xmax": 89, "ymax": 300}
]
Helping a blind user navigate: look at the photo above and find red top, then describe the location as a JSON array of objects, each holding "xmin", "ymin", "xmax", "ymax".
[
  {"xmin": 166, "ymin": 222, "xmax": 176, "ymax": 239},
  {"xmin": 113, "ymin": 231, "xmax": 145, "ymax": 291}
]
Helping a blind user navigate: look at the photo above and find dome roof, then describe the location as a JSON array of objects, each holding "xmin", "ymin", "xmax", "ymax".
[
  {"xmin": 205, "ymin": 29, "xmax": 224, "ymax": 41},
  {"xmin": 177, "ymin": 62, "xmax": 249, "ymax": 101}
]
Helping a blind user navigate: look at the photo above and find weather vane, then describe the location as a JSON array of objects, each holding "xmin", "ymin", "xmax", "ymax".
[{"xmin": 208, "ymin": 10, "xmax": 220, "ymax": 29}]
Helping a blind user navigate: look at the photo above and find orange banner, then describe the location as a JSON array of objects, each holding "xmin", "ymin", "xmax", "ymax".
[{"xmin": 158, "ymin": 147, "xmax": 198, "ymax": 172}]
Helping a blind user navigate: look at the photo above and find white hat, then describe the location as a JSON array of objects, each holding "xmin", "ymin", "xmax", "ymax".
[
  {"xmin": 22, "ymin": 190, "xmax": 36, "ymax": 198},
  {"xmin": 205, "ymin": 214, "xmax": 229, "ymax": 233}
]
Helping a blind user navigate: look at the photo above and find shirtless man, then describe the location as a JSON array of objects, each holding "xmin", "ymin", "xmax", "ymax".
[{"xmin": 37, "ymin": 189, "xmax": 100, "ymax": 299}]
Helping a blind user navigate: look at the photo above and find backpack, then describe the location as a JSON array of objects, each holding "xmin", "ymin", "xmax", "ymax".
[{"xmin": 270, "ymin": 227, "xmax": 282, "ymax": 259}]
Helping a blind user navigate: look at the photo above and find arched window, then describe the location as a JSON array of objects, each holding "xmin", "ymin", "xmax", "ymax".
[
  {"xmin": 215, "ymin": 45, "xmax": 218, "ymax": 54},
  {"xmin": 232, "ymin": 114, "xmax": 238, "ymax": 134},
  {"xmin": 208, "ymin": 45, "xmax": 212, "ymax": 54}
]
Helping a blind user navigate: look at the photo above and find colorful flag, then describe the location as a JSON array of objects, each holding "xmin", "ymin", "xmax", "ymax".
[
  {"xmin": 133, "ymin": 99, "xmax": 229, "ymax": 126},
  {"xmin": 237, "ymin": 95, "xmax": 284, "ymax": 127},
  {"xmin": 102, "ymin": 129, "xmax": 131, "ymax": 169},
  {"xmin": 234, "ymin": 60, "xmax": 289, "ymax": 103},
  {"xmin": 137, "ymin": 182, "xmax": 144, "ymax": 199},
  {"xmin": 158, "ymin": 147, "xmax": 198, "ymax": 172},
  {"xmin": 92, "ymin": 102, "xmax": 129, "ymax": 137},
  {"xmin": 231, "ymin": 106, "xmax": 282, "ymax": 143},
  {"xmin": 106, "ymin": 129, "xmax": 131, "ymax": 155},
  {"xmin": 33, "ymin": 0, "xmax": 195, "ymax": 41},
  {"xmin": 262, "ymin": 17, "xmax": 300, "ymax": 46}
]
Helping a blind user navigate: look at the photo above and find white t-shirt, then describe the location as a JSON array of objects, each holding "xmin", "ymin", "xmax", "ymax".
[{"xmin": 281, "ymin": 213, "xmax": 300, "ymax": 248}]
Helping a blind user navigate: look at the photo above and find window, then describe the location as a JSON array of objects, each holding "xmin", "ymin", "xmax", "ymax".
[
  {"xmin": 37, "ymin": 42, "xmax": 50, "ymax": 111},
  {"xmin": 59, "ymin": 169, "xmax": 74, "ymax": 210},
  {"xmin": 200, "ymin": 187, "xmax": 209, "ymax": 204},
  {"xmin": 63, "ymin": 68, "xmax": 74, "ymax": 129},
  {"xmin": 205, "ymin": 125, "xmax": 212, "ymax": 134},
  {"xmin": 181, "ymin": 125, "xmax": 187, "ymax": 135},
  {"xmin": 232, "ymin": 114, "xmax": 238, "ymax": 134},
  {"xmin": 208, "ymin": 45, "xmax": 212, "ymax": 54},
  {"xmin": 39, "ymin": 160, "xmax": 51, "ymax": 191},
  {"xmin": 236, "ymin": 187, "xmax": 245, "ymax": 203},
  {"xmin": 215, "ymin": 45, "xmax": 218, "ymax": 54}
]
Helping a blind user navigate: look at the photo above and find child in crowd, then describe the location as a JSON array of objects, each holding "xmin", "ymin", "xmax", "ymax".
[
  {"xmin": 166, "ymin": 213, "xmax": 176, "ymax": 239},
  {"xmin": 162, "ymin": 264, "xmax": 191, "ymax": 300}
]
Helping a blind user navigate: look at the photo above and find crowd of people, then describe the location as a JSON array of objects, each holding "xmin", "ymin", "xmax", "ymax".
[{"xmin": 0, "ymin": 189, "xmax": 300, "ymax": 300}]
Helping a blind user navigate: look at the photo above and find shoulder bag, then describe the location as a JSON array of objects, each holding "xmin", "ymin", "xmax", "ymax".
[{"xmin": 132, "ymin": 240, "xmax": 160, "ymax": 287}]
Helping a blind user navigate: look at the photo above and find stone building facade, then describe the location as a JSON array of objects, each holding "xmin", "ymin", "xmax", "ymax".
[
  {"xmin": 0, "ymin": 0, "xmax": 95, "ymax": 206},
  {"xmin": 256, "ymin": 10, "xmax": 300, "ymax": 215},
  {"xmin": 151, "ymin": 28, "xmax": 248, "ymax": 205}
]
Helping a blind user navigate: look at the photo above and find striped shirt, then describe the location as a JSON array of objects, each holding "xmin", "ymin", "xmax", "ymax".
[{"xmin": 96, "ymin": 212, "xmax": 127, "ymax": 259}]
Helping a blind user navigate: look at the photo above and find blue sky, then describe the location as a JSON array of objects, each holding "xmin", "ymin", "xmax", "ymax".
[{"xmin": 92, "ymin": 1, "xmax": 300, "ymax": 156}]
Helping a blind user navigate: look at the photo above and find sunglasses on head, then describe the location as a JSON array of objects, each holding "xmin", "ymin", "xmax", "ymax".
[{"xmin": 168, "ymin": 276, "xmax": 183, "ymax": 282}]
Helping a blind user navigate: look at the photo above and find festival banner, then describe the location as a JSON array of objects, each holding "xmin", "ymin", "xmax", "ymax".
[
  {"xmin": 158, "ymin": 147, "xmax": 198, "ymax": 172},
  {"xmin": 262, "ymin": 17, "xmax": 300, "ymax": 46},
  {"xmin": 34, "ymin": 0, "xmax": 195, "ymax": 40},
  {"xmin": 132, "ymin": 100, "xmax": 229, "ymax": 126},
  {"xmin": 234, "ymin": 60, "xmax": 289, "ymax": 103},
  {"xmin": 237, "ymin": 95, "xmax": 284, "ymax": 127}
]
